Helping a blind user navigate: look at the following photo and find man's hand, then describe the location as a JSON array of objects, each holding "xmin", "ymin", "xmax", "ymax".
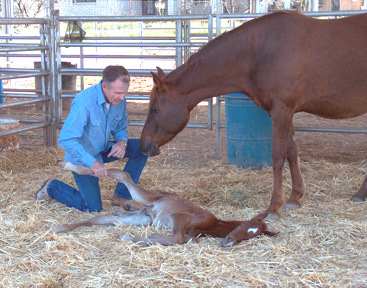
[
  {"xmin": 108, "ymin": 140, "xmax": 127, "ymax": 159},
  {"xmin": 91, "ymin": 161, "xmax": 108, "ymax": 177}
]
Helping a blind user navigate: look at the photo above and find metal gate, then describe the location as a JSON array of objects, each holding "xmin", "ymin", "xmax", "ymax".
[{"xmin": 0, "ymin": 6, "xmax": 366, "ymax": 157}]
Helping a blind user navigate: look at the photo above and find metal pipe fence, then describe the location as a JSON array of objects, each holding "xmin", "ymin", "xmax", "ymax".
[
  {"xmin": 0, "ymin": 9, "xmax": 366, "ymax": 157},
  {"xmin": 0, "ymin": 12, "xmax": 215, "ymax": 146},
  {"xmin": 54, "ymin": 13, "xmax": 215, "ymax": 132},
  {"xmin": 0, "ymin": 18, "xmax": 53, "ymax": 145}
]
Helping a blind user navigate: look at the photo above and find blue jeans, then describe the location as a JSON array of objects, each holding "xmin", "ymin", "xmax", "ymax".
[{"xmin": 47, "ymin": 139, "xmax": 148, "ymax": 212}]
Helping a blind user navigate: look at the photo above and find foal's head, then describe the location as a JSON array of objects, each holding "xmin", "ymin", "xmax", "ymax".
[{"xmin": 221, "ymin": 213, "xmax": 278, "ymax": 247}]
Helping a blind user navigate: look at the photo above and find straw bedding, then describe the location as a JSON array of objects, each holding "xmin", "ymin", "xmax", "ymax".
[{"xmin": 1, "ymin": 147, "xmax": 367, "ymax": 287}]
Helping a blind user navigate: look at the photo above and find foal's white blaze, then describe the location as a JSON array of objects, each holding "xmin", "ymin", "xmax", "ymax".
[{"xmin": 247, "ymin": 227, "xmax": 258, "ymax": 234}]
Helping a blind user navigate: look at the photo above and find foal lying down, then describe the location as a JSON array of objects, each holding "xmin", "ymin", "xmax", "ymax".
[{"xmin": 50, "ymin": 161, "xmax": 278, "ymax": 247}]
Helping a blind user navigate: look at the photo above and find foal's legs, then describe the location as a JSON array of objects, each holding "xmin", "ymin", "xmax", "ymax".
[
  {"xmin": 49, "ymin": 212, "xmax": 152, "ymax": 234},
  {"xmin": 119, "ymin": 213, "xmax": 192, "ymax": 246},
  {"xmin": 265, "ymin": 106, "xmax": 294, "ymax": 220},
  {"xmin": 283, "ymin": 125, "xmax": 306, "ymax": 210}
]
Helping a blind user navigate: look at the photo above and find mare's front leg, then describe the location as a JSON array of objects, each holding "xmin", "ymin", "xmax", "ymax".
[
  {"xmin": 266, "ymin": 107, "xmax": 294, "ymax": 220},
  {"xmin": 283, "ymin": 124, "xmax": 306, "ymax": 210},
  {"xmin": 351, "ymin": 176, "xmax": 367, "ymax": 202}
]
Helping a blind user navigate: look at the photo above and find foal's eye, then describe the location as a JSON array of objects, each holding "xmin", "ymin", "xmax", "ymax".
[{"xmin": 150, "ymin": 106, "xmax": 158, "ymax": 113}]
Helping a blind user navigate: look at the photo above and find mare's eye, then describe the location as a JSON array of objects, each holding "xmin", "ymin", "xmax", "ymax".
[{"xmin": 150, "ymin": 105, "xmax": 158, "ymax": 113}]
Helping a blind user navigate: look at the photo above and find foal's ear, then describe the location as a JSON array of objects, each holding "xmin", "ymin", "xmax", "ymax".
[
  {"xmin": 156, "ymin": 66, "xmax": 166, "ymax": 78},
  {"xmin": 151, "ymin": 72, "xmax": 164, "ymax": 91},
  {"xmin": 252, "ymin": 212, "xmax": 268, "ymax": 221}
]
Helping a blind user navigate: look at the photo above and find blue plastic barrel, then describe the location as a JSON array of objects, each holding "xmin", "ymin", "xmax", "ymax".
[{"xmin": 224, "ymin": 93, "xmax": 272, "ymax": 169}]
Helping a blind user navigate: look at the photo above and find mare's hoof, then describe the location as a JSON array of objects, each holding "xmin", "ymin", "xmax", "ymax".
[
  {"xmin": 266, "ymin": 213, "xmax": 280, "ymax": 220},
  {"xmin": 350, "ymin": 196, "xmax": 366, "ymax": 202},
  {"xmin": 283, "ymin": 202, "xmax": 301, "ymax": 211}
]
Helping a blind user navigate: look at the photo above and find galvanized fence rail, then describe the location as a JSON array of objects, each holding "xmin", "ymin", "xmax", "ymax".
[
  {"xmin": 0, "ymin": 17, "xmax": 56, "ymax": 145},
  {"xmin": 1, "ymin": 9, "xmax": 366, "ymax": 158}
]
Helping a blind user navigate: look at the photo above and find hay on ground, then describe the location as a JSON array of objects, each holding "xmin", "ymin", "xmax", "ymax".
[{"xmin": 0, "ymin": 147, "xmax": 366, "ymax": 287}]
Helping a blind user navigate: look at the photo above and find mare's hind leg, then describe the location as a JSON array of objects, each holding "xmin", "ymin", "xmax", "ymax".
[
  {"xmin": 283, "ymin": 126, "xmax": 306, "ymax": 210},
  {"xmin": 351, "ymin": 176, "xmax": 367, "ymax": 202}
]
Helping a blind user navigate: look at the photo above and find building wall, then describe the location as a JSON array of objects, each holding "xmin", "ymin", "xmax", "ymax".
[
  {"xmin": 55, "ymin": 0, "xmax": 142, "ymax": 16},
  {"xmin": 55, "ymin": 0, "xmax": 365, "ymax": 16},
  {"xmin": 340, "ymin": 0, "xmax": 363, "ymax": 10}
]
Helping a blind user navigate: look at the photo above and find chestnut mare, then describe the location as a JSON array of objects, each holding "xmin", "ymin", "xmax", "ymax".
[
  {"xmin": 139, "ymin": 11, "xmax": 367, "ymax": 220},
  {"xmin": 50, "ymin": 162, "xmax": 277, "ymax": 247}
]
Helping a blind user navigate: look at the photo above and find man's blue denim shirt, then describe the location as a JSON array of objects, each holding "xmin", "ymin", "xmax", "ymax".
[{"xmin": 58, "ymin": 81, "xmax": 128, "ymax": 168}]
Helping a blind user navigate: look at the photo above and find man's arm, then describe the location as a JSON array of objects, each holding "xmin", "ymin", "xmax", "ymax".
[
  {"xmin": 111, "ymin": 99, "xmax": 128, "ymax": 144},
  {"xmin": 58, "ymin": 100, "xmax": 97, "ymax": 168},
  {"xmin": 108, "ymin": 139, "xmax": 127, "ymax": 159}
]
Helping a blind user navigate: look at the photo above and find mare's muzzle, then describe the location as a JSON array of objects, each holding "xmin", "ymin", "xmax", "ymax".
[{"xmin": 139, "ymin": 140, "xmax": 160, "ymax": 157}]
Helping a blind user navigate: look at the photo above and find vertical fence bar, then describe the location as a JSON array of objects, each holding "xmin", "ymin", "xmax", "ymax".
[
  {"xmin": 80, "ymin": 46, "xmax": 85, "ymax": 91},
  {"xmin": 40, "ymin": 23, "xmax": 48, "ymax": 146},
  {"xmin": 175, "ymin": 20, "xmax": 182, "ymax": 66},
  {"xmin": 55, "ymin": 10, "xmax": 62, "ymax": 134},
  {"xmin": 215, "ymin": 0, "xmax": 223, "ymax": 158},
  {"xmin": 207, "ymin": 14, "xmax": 214, "ymax": 131},
  {"xmin": 184, "ymin": 19, "xmax": 190, "ymax": 61},
  {"xmin": 46, "ymin": 9, "xmax": 59, "ymax": 146}
]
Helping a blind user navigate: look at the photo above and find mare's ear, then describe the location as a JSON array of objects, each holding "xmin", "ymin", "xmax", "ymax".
[
  {"xmin": 156, "ymin": 66, "xmax": 166, "ymax": 78},
  {"xmin": 151, "ymin": 72, "xmax": 164, "ymax": 91}
]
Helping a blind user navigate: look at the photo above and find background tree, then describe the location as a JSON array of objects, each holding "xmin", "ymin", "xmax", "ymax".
[{"xmin": 14, "ymin": 0, "xmax": 47, "ymax": 18}]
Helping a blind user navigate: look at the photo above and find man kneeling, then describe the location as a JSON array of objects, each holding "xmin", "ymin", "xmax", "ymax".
[{"xmin": 35, "ymin": 65, "xmax": 148, "ymax": 212}]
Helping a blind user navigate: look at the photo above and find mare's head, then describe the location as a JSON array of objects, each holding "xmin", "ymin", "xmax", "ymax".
[
  {"xmin": 221, "ymin": 213, "xmax": 278, "ymax": 247},
  {"xmin": 140, "ymin": 67, "xmax": 191, "ymax": 156}
]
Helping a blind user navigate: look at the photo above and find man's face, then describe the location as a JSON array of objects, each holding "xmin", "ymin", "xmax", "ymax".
[{"xmin": 102, "ymin": 79, "xmax": 129, "ymax": 105}]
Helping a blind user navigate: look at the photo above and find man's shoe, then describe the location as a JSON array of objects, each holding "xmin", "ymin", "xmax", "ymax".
[
  {"xmin": 111, "ymin": 195, "xmax": 140, "ymax": 211},
  {"xmin": 35, "ymin": 179, "xmax": 52, "ymax": 201}
]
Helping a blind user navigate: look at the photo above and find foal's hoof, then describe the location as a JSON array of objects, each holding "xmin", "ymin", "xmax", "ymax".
[
  {"xmin": 283, "ymin": 202, "xmax": 301, "ymax": 211},
  {"xmin": 47, "ymin": 224, "xmax": 71, "ymax": 234},
  {"xmin": 266, "ymin": 213, "xmax": 280, "ymax": 220},
  {"xmin": 111, "ymin": 209, "xmax": 130, "ymax": 217},
  {"xmin": 118, "ymin": 234, "xmax": 132, "ymax": 241}
]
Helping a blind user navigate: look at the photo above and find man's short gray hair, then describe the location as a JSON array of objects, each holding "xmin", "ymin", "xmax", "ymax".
[{"xmin": 102, "ymin": 65, "xmax": 130, "ymax": 88}]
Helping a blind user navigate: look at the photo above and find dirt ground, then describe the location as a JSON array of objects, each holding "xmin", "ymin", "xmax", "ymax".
[
  {"xmin": 10, "ymin": 99, "xmax": 367, "ymax": 167},
  {"xmin": 3, "ymin": 75, "xmax": 367, "ymax": 166},
  {"xmin": 120, "ymin": 101, "xmax": 367, "ymax": 167}
]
